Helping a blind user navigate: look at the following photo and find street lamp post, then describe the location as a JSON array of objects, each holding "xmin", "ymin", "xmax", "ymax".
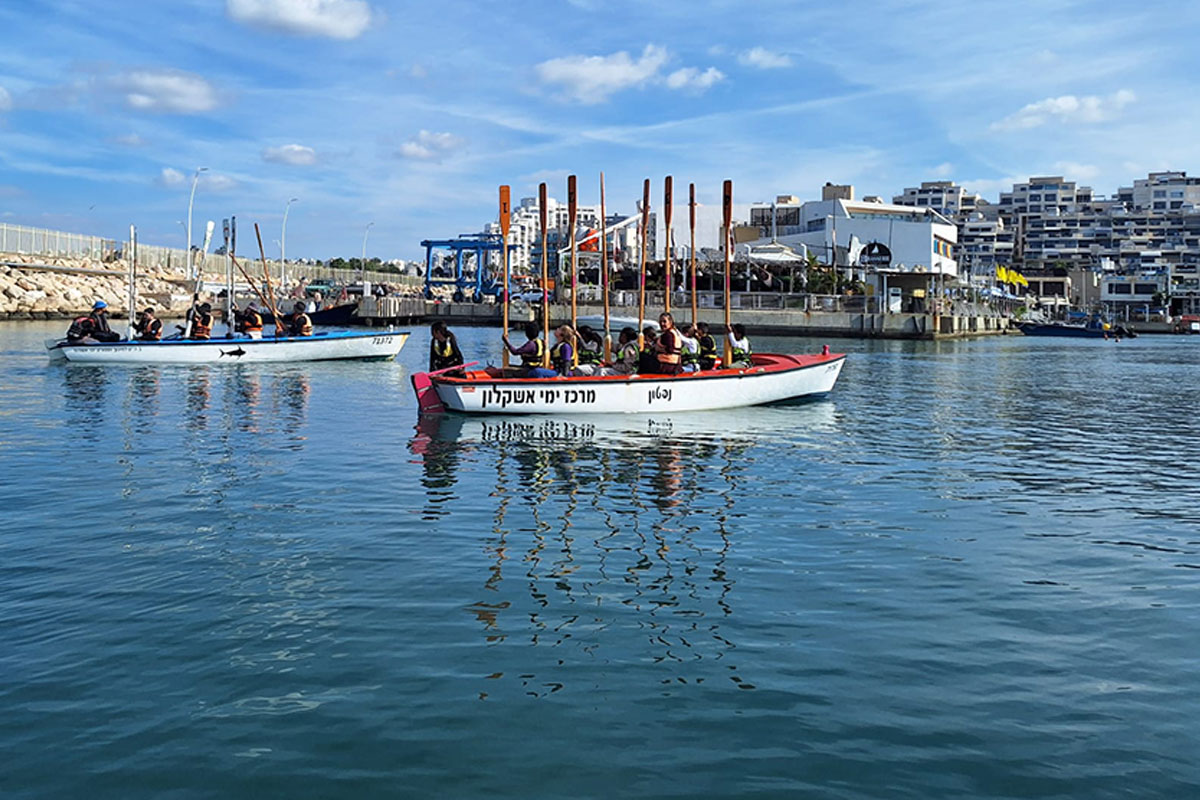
[
  {"xmin": 281, "ymin": 197, "xmax": 298, "ymax": 290},
  {"xmin": 185, "ymin": 167, "xmax": 208, "ymax": 280},
  {"xmin": 362, "ymin": 222, "xmax": 374, "ymax": 296}
]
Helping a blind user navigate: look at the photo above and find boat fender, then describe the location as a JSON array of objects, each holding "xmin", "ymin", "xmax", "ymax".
[{"xmin": 822, "ymin": 344, "xmax": 830, "ymax": 355}]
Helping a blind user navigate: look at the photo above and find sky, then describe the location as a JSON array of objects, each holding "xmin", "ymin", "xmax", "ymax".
[{"xmin": 1, "ymin": 0, "xmax": 1199, "ymax": 261}]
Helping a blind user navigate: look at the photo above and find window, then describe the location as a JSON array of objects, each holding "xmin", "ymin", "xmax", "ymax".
[
  {"xmin": 1109, "ymin": 283, "xmax": 1132, "ymax": 294},
  {"xmin": 1135, "ymin": 284, "xmax": 1157, "ymax": 295},
  {"xmin": 1029, "ymin": 194, "xmax": 1042, "ymax": 201},
  {"xmin": 1154, "ymin": 190, "xmax": 1167, "ymax": 198},
  {"xmin": 806, "ymin": 219, "xmax": 825, "ymax": 232},
  {"xmin": 1154, "ymin": 202, "xmax": 1167, "ymax": 210}
]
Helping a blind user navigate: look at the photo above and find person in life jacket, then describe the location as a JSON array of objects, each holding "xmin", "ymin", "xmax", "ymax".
[
  {"xmin": 134, "ymin": 307, "xmax": 163, "ymax": 341},
  {"xmin": 652, "ymin": 312, "xmax": 684, "ymax": 375},
  {"xmin": 429, "ymin": 320, "xmax": 464, "ymax": 374},
  {"xmin": 727, "ymin": 322, "xmax": 752, "ymax": 369},
  {"xmin": 599, "ymin": 327, "xmax": 640, "ymax": 376},
  {"xmin": 190, "ymin": 302, "xmax": 214, "ymax": 340},
  {"xmin": 571, "ymin": 325, "xmax": 605, "ymax": 375},
  {"xmin": 71, "ymin": 300, "xmax": 123, "ymax": 342},
  {"xmin": 545, "ymin": 324, "xmax": 576, "ymax": 377},
  {"xmin": 696, "ymin": 321, "xmax": 718, "ymax": 370},
  {"xmin": 237, "ymin": 302, "xmax": 264, "ymax": 339},
  {"xmin": 501, "ymin": 321, "xmax": 545, "ymax": 376},
  {"xmin": 679, "ymin": 323, "xmax": 700, "ymax": 373},
  {"xmin": 637, "ymin": 326, "xmax": 660, "ymax": 374},
  {"xmin": 289, "ymin": 302, "xmax": 313, "ymax": 336}
]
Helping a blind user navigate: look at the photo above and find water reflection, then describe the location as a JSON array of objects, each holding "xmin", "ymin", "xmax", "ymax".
[
  {"xmin": 61, "ymin": 366, "xmax": 109, "ymax": 442},
  {"xmin": 407, "ymin": 408, "xmax": 828, "ymax": 699}
]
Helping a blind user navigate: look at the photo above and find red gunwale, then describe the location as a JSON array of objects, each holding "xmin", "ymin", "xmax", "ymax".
[{"xmin": 431, "ymin": 352, "xmax": 846, "ymax": 386}]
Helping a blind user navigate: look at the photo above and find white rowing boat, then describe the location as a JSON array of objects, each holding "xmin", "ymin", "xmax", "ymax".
[
  {"xmin": 46, "ymin": 330, "xmax": 409, "ymax": 364},
  {"xmin": 412, "ymin": 351, "xmax": 845, "ymax": 415}
]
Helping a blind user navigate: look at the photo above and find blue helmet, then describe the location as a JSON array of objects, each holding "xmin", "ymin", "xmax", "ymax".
[{"xmin": 92, "ymin": 300, "xmax": 107, "ymax": 310}]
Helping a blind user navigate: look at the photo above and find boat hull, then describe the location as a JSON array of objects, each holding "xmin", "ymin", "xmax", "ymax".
[
  {"xmin": 46, "ymin": 330, "xmax": 408, "ymax": 364},
  {"xmin": 427, "ymin": 352, "xmax": 845, "ymax": 414}
]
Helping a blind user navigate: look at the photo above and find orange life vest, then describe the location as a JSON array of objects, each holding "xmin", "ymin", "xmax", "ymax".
[
  {"xmin": 291, "ymin": 313, "xmax": 313, "ymax": 337},
  {"xmin": 242, "ymin": 310, "xmax": 263, "ymax": 333},
  {"xmin": 658, "ymin": 328, "xmax": 682, "ymax": 365},
  {"xmin": 192, "ymin": 312, "xmax": 213, "ymax": 340}
]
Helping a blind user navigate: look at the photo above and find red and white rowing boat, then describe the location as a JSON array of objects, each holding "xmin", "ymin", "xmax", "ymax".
[{"xmin": 412, "ymin": 351, "xmax": 845, "ymax": 415}]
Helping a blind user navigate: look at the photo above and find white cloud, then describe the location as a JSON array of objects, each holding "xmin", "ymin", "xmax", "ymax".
[
  {"xmin": 1054, "ymin": 161, "xmax": 1100, "ymax": 180},
  {"xmin": 112, "ymin": 133, "xmax": 146, "ymax": 147},
  {"xmin": 992, "ymin": 89, "xmax": 1136, "ymax": 131},
  {"xmin": 156, "ymin": 168, "xmax": 237, "ymax": 192},
  {"xmin": 397, "ymin": 130, "xmax": 463, "ymax": 161},
  {"xmin": 738, "ymin": 47, "xmax": 792, "ymax": 69},
  {"xmin": 263, "ymin": 143, "xmax": 318, "ymax": 165},
  {"xmin": 665, "ymin": 66, "xmax": 724, "ymax": 92},
  {"xmin": 114, "ymin": 70, "xmax": 218, "ymax": 114},
  {"xmin": 157, "ymin": 167, "xmax": 185, "ymax": 187},
  {"xmin": 0, "ymin": 87, "xmax": 11, "ymax": 112},
  {"xmin": 200, "ymin": 173, "xmax": 238, "ymax": 192},
  {"xmin": 931, "ymin": 161, "xmax": 954, "ymax": 178},
  {"xmin": 536, "ymin": 44, "xmax": 670, "ymax": 104},
  {"xmin": 227, "ymin": 0, "xmax": 374, "ymax": 39}
]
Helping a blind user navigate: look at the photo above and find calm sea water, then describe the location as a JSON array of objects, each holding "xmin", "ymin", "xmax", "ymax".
[{"xmin": 2, "ymin": 320, "xmax": 1199, "ymax": 799}]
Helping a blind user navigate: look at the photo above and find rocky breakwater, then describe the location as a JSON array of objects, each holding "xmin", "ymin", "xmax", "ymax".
[{"xmin": 0, "ymin": 256, "xmax": 191, "ymax": 320}]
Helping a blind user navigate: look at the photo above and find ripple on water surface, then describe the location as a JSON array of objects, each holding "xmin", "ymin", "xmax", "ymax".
[{"xmin": 2, "ymin": 321, "xmax": 1200, "ymax": 798}]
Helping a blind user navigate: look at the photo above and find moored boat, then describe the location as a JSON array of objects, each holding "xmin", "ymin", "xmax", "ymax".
[
  {"xmin": 1017, "ymin": 320, "xmax": 1135, "ymax": 338},
  {"xmin": 46, "ymin": 329, "xmax": 408, "ymax": 364},
  {"xmin": 413, "ymin": 351, "xmax": 845, "ymax": 415}
]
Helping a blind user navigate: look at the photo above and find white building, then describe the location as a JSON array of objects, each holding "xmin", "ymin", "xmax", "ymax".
[{"xmin": 747, "ymin": 194, "xmax": 958, "ymax": 276}]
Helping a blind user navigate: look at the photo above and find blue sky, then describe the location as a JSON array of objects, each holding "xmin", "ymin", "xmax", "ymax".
[{"xmin": 1, "ymin": 0, "xmax": 1198, "ymax": 260}]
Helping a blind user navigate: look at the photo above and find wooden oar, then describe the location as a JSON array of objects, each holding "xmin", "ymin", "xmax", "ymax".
[
  {"xmin": 254, "ymin": 223, "xmax": 286, "ymax": 335},
  {"xmin": 600, "ymin": 171, "xmax": 611, "ymax": 362},
  {"xmin": 567, "ymin": 174, "xmax": 578, "ymax": 367},
  {"xmin": 499, "ymin": 184, "xmax": 511, "ymax": 369},
  {"xmin": 689, "ymin": 182, "xmax": 697, "ymax": 326},
  {"xmin": 539, "ymin": 182, "xmax": 550, "ymax": 368},
  {"xmin": 723, "ymin": 179, "xmax": 733, "ymax": 366},
  {"xmin": 663, "ymin": 176, "xmax": 673, "ymax": 315},
  {"xmin": 637, "ymin": 178, "xmax": 650, "ymax": 348},
  {"xmin": 230, "ymin": 253, "xmax": 273, "ymax": 314}
]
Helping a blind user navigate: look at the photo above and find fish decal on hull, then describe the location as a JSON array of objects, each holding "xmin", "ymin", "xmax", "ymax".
[{"xmin": 219, "ymin": 347, "xmax": 247, "ymax": 358}]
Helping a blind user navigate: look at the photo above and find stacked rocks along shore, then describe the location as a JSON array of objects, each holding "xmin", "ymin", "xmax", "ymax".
[{"xmin": 0, "ymin": 254, "xmax": 192, "ymax": 320}]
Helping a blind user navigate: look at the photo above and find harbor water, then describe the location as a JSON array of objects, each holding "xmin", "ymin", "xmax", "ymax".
[{"xmin": 2, "ymin": 320, "xmax": 1198, "ymax": 798}]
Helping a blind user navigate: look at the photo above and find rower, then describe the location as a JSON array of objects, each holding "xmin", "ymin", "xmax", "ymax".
[
  {"xmin": 501, "ymin": 321, "xmax": 545, "ymax": 376},
  {"xmin": 238, "ymin": 302, "xmax": 264, "ymax": 339},
  {"xmin": 679, "ymin": 323, "xmax": 700, "ymax": 373},
  {"xmin": 429, "ymin": 320, "xmax": 464, "ymax": 374},
  {"xmin": 653, "ymin": 312, "xmax": 683, "ymax": 375},
  {"xmin": 133, "ymin": 307, "xmax": 163, "ymax": 341},
  {"xmin": 696, "ymin": 321, "xmax": 718, "ymax": 370},
  {"xmin": 576, "ymin": 325, "xmax": 604, "ymax": 371},
  {"xmin": 727, "ymin": 323, "xmax": 752, "ymax": 369},
  {"xmin": 637, "ymin": 327, "xmax": 659, "ymax": 374},
  {"xmin": 190, "ymin": 302, "xmax": 214, "ymax": 340},
  {"xmin": 289, "ymin": 302, "xmax": 313, "ymax": 336},
  {"xmin": 540, "ymin": 324, "xmax": 576, "ymax": 377},
  {"xmin": 599, "ymin": 327, "xmax": 640, "ymax": 376}
]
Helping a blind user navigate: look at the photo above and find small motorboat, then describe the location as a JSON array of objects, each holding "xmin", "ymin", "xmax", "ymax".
[
  {"xmin": 412, "ymin": 350, "xmax": 845, "ymax": 415},
  {"xmin": 46, "ymin": 329, "xmax": 409, "ymax": 364}
]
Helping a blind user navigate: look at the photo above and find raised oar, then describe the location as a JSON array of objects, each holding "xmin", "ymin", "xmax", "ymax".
[
  {"xmin": 722, "ymin": 179, "xmax": 733, "ymax": 367},
  {"xmin": 567, "ymin": 174, "xmax": 578, "ymax": 366},
  {"xmin": 599, "ymin": 171, "xmax": 611, "ymax": 362},
  {"xmin": 254, "ymin": 223, "xmax": 286, "ymax": 335},
  {"xmin": 126, "ymin": 224, "xmax": 137, "ymax": 339},
  {"xmin": 663, "ymin": 176, "xmax": 673, "ymax": 315},
  {"xmin": 230, "ymin": 252, "xmax": 274, "ymax": 314},
  {"xmin": 689, "ymin": 183, "xmax": 698, "ymax": 326},
  {"xmin": 539, "ymin": 182, "xmax": 550, "ymax": 368},
  {"xmin": 183, "ymin": 220, "xmax": 215, "ymax": 338},
  {"xmin": 499, "ymin": 184, "xmax": 511, "ymax": 369},
  {"xmin": 638, "ymin": 178, "xmax": 650, "ymax": 348}
]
